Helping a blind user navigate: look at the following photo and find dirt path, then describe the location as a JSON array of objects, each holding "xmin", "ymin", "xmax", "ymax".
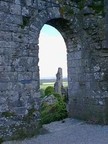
[{"xmin": 3, "ymin": 118, "xmax": 108, "ymax": 144}]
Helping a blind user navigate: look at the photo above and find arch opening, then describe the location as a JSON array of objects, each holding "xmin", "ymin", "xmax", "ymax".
[
  {"xmin": 38, "ymin": 19, "xmax": 69, "ymax": 124},
  {"xmin": 38, "ymin": 18, "xmax": 72, "ymax": 100},
  {"xmin": 39, "ymin": 24, "xmax": 67, "ymax": 80},
  {"xmin": 39, "ymin": 23, "xmax": 68, "ymax": 92}
]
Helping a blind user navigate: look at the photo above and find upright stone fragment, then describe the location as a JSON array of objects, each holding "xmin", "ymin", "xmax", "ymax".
[{"xmin": 54, "ymin": 67, "xmax": 63, "ymax": 95}]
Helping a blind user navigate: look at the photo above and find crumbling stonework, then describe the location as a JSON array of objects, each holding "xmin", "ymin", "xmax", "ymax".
[
  {"xmin": 54, "ymin": 67, "xmax": 67, "ymax": 97},
  {"xmin": 0, "ymin": 0, "xmax": 108, "ymax": 140},
  {"xmin": 54, "ymin": 67, "xmax": 63, "ymax": 95}
]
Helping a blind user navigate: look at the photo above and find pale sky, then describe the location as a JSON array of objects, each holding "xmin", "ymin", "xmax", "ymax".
[{"xmin": 39, "ymin": 24, "xmax": 67, "ymax": 79}]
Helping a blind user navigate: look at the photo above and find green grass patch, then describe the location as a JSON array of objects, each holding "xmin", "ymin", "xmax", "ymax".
[
  {"xmin": 1, "ymin": 111, "xmax": 16, "ymax": 118},
  {"xmin": 40, "ymin": 82, "xmax": 68, "ymax": 90},
  {"xmin": 40, "ymin": 83, "xmax": 54, "ymax": 90}
]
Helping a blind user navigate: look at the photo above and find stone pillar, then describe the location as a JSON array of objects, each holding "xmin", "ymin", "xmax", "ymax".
[{"xmin": 54, "ymin": 67, "xmax": 63, "ymax": 95}]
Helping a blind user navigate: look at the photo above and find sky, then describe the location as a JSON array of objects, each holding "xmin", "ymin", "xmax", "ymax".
[{"xmin": 39, "ymin": 24, "xmax": 67, "ymax": 79}]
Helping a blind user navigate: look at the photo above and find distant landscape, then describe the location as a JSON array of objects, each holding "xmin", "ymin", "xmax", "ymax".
[{"xmin": 40, "ymin": 78, "xmax": 68, "ymax": 89}]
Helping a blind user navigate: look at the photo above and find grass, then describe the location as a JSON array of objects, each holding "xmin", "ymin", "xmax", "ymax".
[
  {"xmin": 40, "ymin": 82, "xmax": 68, "ymax": 90},
  {"xmin": 40, "ymin": 83, "xmax": 54, "ymax": 90}
]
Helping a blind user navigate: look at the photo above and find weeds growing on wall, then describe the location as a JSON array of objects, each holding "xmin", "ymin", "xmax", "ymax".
[
  {"xmin": 0, "ymin": 137, "xmax": 3, "ymax": 143},
  {"xmin": 20, "ymin": 16, "xmax": 31, "ymax": 29},
  {"xmin": 1, "ymin": 111, "xmax": 16, "ymax": 118}
]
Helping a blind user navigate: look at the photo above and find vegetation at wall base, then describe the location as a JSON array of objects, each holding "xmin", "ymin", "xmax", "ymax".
[
  {"xmin": 40, "ymin": 86, "xmax": 68, "ymax": 124},
  {"xmin": 0, "ymin": 137, "xmax": 3, "ymax": 143}
]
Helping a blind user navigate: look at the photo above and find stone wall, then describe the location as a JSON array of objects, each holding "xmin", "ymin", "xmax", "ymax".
[
  {"xmin": 0, "ymin": 0, "xmax": 42, "ymax": 140},
  {"xmin": 67, "ymin": 2, "xmax": 108, "ymax": 123},
  {"xmin": 0, "ymin": 0, "xmax": 108, "ymax": 140}
]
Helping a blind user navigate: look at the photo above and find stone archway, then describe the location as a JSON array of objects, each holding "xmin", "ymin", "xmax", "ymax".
[{"xmin": 20, "ymin": 5, "xmax": 108, "ymax": 125}]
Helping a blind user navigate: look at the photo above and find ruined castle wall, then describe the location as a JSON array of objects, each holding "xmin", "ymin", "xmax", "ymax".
[
  {"xmin": 67, "ymin": 6, "xmax": 108, "ymax": 123},
  {"xmin": 0, "ymin": 0, "xmax": 40, "ymax": 116},
  {"xmin": 0, "ymin": 0, "xmax": 108, "ymax": 140}
]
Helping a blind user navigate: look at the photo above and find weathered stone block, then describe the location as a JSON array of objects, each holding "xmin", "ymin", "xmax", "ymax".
[
  {"xmin": 0, "ymin": 12, "xmax": 22, "ymax": 24},
  {"xmin": 0, "ymin": 104, "xmax": 8, "ymax": 113},
  {"xmin": 24, "ymin": 80, "xmax": 39, "ymax": 90},
  {"xmin": 0, "ymin": 72, "xmax": 17, "ymax": 82},
  {"xmin": 15, "ymin": 0, "xmax": 21, "ymax": 5},
  {"xmin": 0, "ymin": 1, "xmax": 9, "ymax": 13},
  {"xmin": 0, "ymin": 31, "xmax": 12, "ymax": 41},
  {"xmin": 0, "ymin": 82, "xmax": 12, "ymax": 91},
  {"xmin": 18, "ymin": 72, "xmax": 32, "ymax": 81},
  {"xmin": 22, "ymin": 7, "xmax": 29, "ymax": 16},
  {"xmin": 10, "ymin": 4, "xmax": 21, "ymax": 15},
  {"xmin": 68, "ymin": 96, "xmax": 105, "ymax": 124}
]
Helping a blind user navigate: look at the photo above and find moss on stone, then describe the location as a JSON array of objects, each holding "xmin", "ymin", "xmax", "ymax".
[
  {"xmin": 11, "ymin": 121, "xmax": 41, "ymax": 141},
  {"xmin": 1, "ymin": 111, "xmax": 16, "ymax": 118},
  {"xmin": 23, "ymin": 106, "xmax": 37, "ymax": 123},
  {"xmin": 0, "ymin": 137, "xmax": 3, "ymax": 143},
  {"xmin": 20, "ymin": 16, "xmax": 31, "ymax": 29}
]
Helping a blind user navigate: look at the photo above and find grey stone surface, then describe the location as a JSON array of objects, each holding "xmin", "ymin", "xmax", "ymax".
[
  {"xmin": 3, "ymin": 118, "xmax": 108, "ymax": 144},
  {"xmin": 42, "ymin": 95, "xmax": 58, "ymax": 105}
]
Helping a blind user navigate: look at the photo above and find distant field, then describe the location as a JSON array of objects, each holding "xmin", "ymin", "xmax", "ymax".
[{"xmin": 40, "ymin": 82, "xmax": 68, "ymax": 90}]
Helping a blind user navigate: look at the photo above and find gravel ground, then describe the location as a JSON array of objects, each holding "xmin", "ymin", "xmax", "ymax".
[{"xmin": 3, "ymin": 118, "xmax": 108, "ymax": 144}]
